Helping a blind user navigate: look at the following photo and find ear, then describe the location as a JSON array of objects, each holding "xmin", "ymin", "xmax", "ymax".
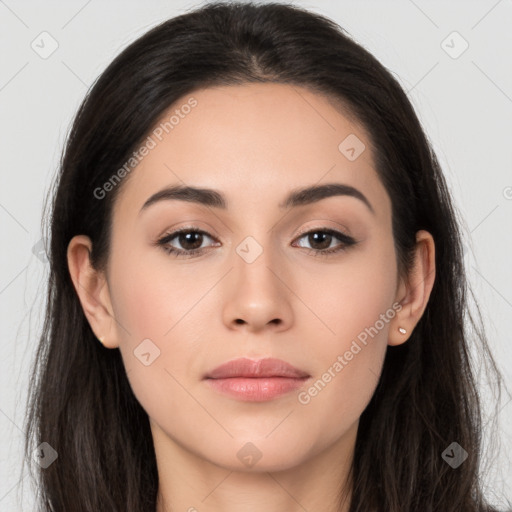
[
  {"xmin": 66, "ymin": 235, "xmax": 120, "ymax": 349},
  {"xmin": 389, "ymin": 229, "xmax": 436, "ymax": 346}
]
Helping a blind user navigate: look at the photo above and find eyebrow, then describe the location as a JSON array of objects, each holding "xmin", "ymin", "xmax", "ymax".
[{"xmin": 139, "ymin": 182, "xmax": 375, "ymax": 215}]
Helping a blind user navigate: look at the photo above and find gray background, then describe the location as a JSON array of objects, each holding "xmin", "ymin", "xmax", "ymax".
[{"xmin": 0, "ymin": 0, "xmax": 511, "ymax": 509}]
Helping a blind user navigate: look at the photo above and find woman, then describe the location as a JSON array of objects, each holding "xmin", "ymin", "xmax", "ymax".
[{"xmin": 22, "ymin": 2, "xmax": 510, "ymax": 511}]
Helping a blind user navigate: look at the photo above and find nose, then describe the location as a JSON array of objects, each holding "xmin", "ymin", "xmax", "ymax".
[{"xmin": 221, "ymin": 241, "xmax": 293, "ymax": 333}]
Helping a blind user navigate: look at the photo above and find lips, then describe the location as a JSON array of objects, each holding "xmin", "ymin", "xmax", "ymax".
[
  {"xmin": 204, "ymin": 357, "xmax": 310, "ymax": 380},
  {"xmin": 203, "ymin": 357, "xmax": 310, "ymax": 402}
]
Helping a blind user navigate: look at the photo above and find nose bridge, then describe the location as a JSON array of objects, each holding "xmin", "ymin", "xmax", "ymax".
[
  {"xmin": 229, "ymin": 205, "xmax": 281, "ymax": 272},
  {"xmin": 222, "ymin": 229, "xmax": 293, "ymax": 331},
  {"xmin": 233, "ymin": 231, "xmax": 283, "ymax": 297}
]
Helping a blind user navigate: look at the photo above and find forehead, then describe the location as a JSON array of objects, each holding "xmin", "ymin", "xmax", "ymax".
[{"xmin": 113, "ymin": 83, "xmax": 389, "ymax": 221}]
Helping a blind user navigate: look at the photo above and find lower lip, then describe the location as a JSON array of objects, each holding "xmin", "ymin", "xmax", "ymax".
[{"xmin": 205, "ymin": 377, "xmax": 309, "ymax": 402}]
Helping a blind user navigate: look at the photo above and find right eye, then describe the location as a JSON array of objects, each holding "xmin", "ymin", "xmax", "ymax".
[{"xmin": 156, "ymin": 227, "xmax": 220, "ymax": 258}]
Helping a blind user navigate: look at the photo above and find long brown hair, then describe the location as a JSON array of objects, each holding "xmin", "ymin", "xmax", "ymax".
[{"xmin": 22, "ymin": 2, "xmax": 510, "ymax": 510}]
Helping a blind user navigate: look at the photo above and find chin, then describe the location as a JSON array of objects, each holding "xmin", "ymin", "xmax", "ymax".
[{"xmin": 207, "ymin": 436, "xmax": 312, "ymax": 473}]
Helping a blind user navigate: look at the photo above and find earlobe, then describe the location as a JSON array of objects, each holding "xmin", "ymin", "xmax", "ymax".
[
  {"xmin": 389, "ymin": 230, "xmax": 436, "ymax": 347},
  {"xmin": 66, "ymin": 235, "xmax": 119, "ymax": 348}
]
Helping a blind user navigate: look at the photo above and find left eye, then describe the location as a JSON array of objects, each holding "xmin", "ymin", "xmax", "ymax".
[{"xmin": 293, "ymin": 229, "xmax": 351, "ymax": 251}]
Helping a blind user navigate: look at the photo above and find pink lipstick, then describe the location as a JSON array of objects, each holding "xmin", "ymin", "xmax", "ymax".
[{"xmin": 203, "ymin": 357, "xmax": 310, "ymax": 402}]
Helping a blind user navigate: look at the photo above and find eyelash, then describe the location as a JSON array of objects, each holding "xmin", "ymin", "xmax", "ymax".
[{"xmin": 155, "ymin": 225, "xmax": 358, "ymax": 259}]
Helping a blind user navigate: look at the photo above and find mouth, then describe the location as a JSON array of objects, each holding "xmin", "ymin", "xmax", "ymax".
[{"xmin": 203, "ymin": 357, "xmax": 311, "ymax": 402}]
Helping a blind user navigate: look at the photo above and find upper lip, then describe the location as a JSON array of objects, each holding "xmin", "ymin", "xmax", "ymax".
[{"xmin": 204, "ymin": 357, "xmax": 310, "ymax": 379}]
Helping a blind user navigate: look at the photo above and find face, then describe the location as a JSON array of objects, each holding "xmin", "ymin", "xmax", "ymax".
[{"xmin": 95, "ymin": 83, "xmax": 404, "ymax": 471}]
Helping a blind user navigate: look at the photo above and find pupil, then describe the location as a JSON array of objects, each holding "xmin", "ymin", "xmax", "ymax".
[
  {"xmin": 180, "ymin": 232, "xmax": 202, "ymax": 250},
  {"xmin": 310, "ymin": 232, "xmax": 331, "ymax": 250}
]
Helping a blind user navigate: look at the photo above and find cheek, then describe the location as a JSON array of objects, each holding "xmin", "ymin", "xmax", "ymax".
[
  {"xmin": 297, "ymin": 237, "xmax": 397, "ymax": 417},
  {"xmin": 109, "ymin": 248, "xmax": 206, "ymax": 343},
  {"xmin": 301, "ymin": 236, "xmax": 397, "ymax": 348},
  {"xmin": 108, "ymin": 259, "xmax": 203, "ymax": 427},
  {"xmin": 107, "ymin": 249, "xmax": 210, "ymax": 401}
]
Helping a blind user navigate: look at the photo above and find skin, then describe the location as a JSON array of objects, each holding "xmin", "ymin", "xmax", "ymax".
[{"xmin": 67, "ymin": 83, "xmax": 436, "ymax": 512}]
